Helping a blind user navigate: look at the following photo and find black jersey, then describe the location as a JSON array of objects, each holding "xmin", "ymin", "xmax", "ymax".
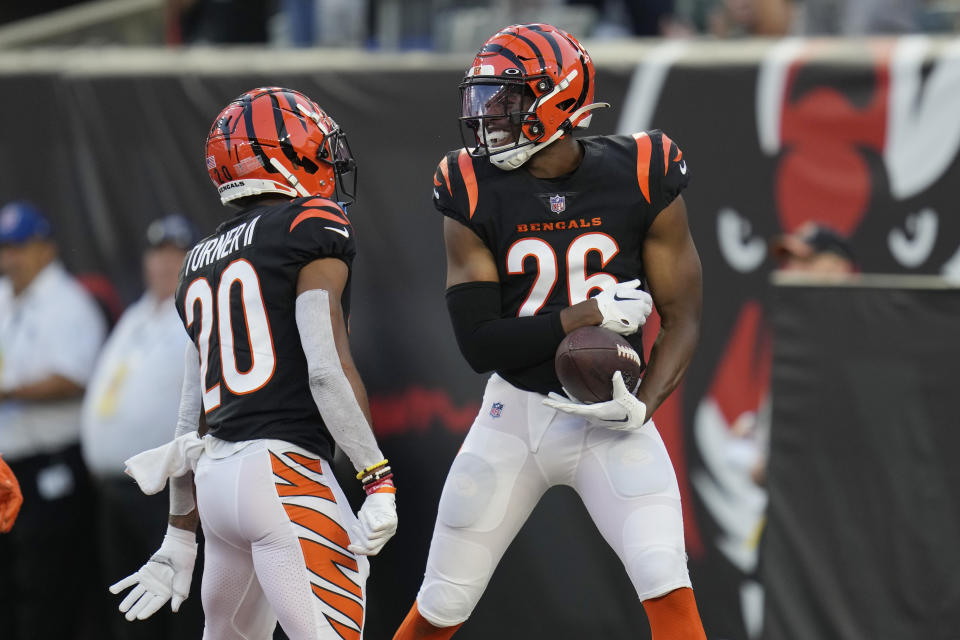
[
  {"xmin": 433, "ymin": 131, "xmax": 689, "ymax": 394},
  {"xmin": 175, "ymin": 196, "xmax": 356, "ymax": 460}
]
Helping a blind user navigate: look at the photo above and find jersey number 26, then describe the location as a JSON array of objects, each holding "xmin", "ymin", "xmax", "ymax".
[{"xmin": 508, "ymin": 232, "xmax": 620, "ymax": 316}]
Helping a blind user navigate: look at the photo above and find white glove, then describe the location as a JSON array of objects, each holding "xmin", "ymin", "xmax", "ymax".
[
  {"xmin": 543, "ymin": 371, "xmax": 648, "ymax": 432},
  {"xmin": 348, "ymin": 491, "xmax": 397, "ymax": 556},
  {"xmin": 109, "ymin": 526, "xmax": 197, "ymax": 621},
  {"xmin": 592, "ymin": 279, "xmax": 653, "ymax": 336}
]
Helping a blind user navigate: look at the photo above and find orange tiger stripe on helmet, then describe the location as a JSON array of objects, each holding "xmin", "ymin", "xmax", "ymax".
[{"xmin": 633, "ymin": 132, "xmax": 653, "ymax": 203}]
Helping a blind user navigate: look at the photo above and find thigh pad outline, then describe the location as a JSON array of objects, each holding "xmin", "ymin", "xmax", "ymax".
[{"xmin": 437, "ymin": 426, "xmax": 528, "ymax": 533}]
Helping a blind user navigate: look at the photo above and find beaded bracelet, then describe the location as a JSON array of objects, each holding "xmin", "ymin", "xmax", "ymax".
[{"xmin": 355, "ymin": 459, "xmax": 389, "ymax": 481}]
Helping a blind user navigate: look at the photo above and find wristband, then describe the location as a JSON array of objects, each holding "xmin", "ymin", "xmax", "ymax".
[
  {"xmin": 363, "ymin": 474, "xmax": 396, "ymax": 495},
  {"xmin": 356, "ymin": 459, "xmax": 389, "ymax": 481}
]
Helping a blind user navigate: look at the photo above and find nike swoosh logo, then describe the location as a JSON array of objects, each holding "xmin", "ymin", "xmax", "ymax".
[
  {"xmin": 325, "ymin": 226, "xmax": 349, "ymax": 238},
  {"xmin": 608, "ymin": 415, "xmax": 630, "ymax": 423},
  {"xmin": 678, "ymin": 160, "xmax": 687, "ymax": 175}
]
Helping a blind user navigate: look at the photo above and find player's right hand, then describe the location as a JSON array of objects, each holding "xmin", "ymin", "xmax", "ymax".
[
  {"xmin": 109, "ymin": 525, "xmax": 197, "ymax": 621},
  {"xmin": 348, "ymin": 492, "xmax": 397, "ymax": 556},
  {"xmin": 593, "ymin": 279, "xmax": 653, "ymax": 336}
]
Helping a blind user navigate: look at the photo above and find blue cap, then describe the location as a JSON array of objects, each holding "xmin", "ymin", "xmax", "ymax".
[
  {"xmin": 146, "ymin": 214, "xmax": 198, "ymax": 250},
  {"xmin": 0, "ymin": 202, "xmax": 53, "ymax": 245}
]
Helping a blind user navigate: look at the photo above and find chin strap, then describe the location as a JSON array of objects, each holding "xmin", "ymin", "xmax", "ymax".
[
  {"xmin": 268, "ymin": 157, "xmax": 312, "ymax": 197},
  {"xmin": 489, "ymin": 102, "xmax": 610, "ymax": 171}
]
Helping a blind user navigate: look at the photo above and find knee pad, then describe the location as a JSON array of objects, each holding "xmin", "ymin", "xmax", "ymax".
[
  {"xmin": 627, "ymin": 545, "xmax": 692, "ymax": 601},
  {"xmin": 437, "ymin": 427, "xmax": 527, "ymax": 532},
  {"xmin": 621, "ymin": 504, "xmax": 690, "ymax": 599},
  {"xmin": 418, "ymin": 535, "xmax": 493, "ymax": 627}
]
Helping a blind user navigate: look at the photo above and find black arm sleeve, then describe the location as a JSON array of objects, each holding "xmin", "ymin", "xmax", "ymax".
[{"xmin": 445, "ymin": 281, "xmax": 567, "ymax": 374}]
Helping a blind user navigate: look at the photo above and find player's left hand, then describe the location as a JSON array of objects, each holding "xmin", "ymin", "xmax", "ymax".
[
  {"xmin": 0, "ymin": 454, "xmax": 23, "ymax": 533},
  {"xmin": 543, "ymin": 371, "xmax": 648, "ymax": 432},
  {"xmin": 592, "ymin": 279, "xmax": 653, "ymax": 336},
  {"xmin": 109, "ymin": 526, "xmax": 197, "ymax": 621},
  {"xmin": 348, "ymin": 492, "xmax": 397, "ymax": 556}
]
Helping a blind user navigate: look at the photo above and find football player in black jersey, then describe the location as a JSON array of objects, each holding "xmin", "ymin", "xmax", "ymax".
[
  {"xmin": 109, "ymin": 87, "xmax": 397, "ymax": 640},
  {"xmin": 394, "ymin": 25, "xmax": 706, "ymax": 640}
]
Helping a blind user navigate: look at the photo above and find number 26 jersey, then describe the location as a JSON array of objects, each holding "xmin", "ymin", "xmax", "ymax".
[
  {"xmin": 433, "ymin": 131, "xmax": 690, "ymax": 394},
  {"xmin": 175, "ymin": 197, "xmax": 356, "ymax": 460}
]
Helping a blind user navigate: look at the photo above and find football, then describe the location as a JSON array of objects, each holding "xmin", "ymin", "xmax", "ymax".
[{"xmin": 554, "ymin": 326, "xmax": 644, "ymax": 403}]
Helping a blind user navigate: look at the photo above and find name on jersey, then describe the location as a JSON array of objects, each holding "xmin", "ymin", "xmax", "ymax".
[
  {"xmin": 516, "ymin": 217, "xmax": 602, "ymax": 233},
  {"xmin": 185, "ymin": 215, "xmax": 261, "ymax": 274}
]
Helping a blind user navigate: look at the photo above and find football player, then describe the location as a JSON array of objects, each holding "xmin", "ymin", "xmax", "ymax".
[
  {"xmin": 109, "ymin": 87, "xmax": 397, "ymax": 640},
  {"xmin": 394, "ymin": 24, "xmax": 706, "ymax": 640}
]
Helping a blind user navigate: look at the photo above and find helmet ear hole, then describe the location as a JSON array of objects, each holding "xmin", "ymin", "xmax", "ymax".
[
  {"xmin": 300, "ymin": 157, "xmax": 320, "ymax": 174},
  {"xmin": 556, "ymin": 98, "xmax": 576, "ymax": 111}
]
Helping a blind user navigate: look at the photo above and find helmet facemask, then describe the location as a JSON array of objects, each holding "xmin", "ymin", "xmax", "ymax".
[
  {"xmin": 297, "ymin": 103, "xmax": 358, "ymax": 205},
  {"xmin": 459, "ymin": 80, "xmax": 541, "ymax": 161}
]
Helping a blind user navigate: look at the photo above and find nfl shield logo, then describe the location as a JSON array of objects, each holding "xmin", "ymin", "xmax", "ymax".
[
  {"xmin": 490, "ymin": 402, "xmax": 504, "ymax": 418},
  {"xmin": 549, "ymin": 194, "xmax": 566, "ymax": 214}
]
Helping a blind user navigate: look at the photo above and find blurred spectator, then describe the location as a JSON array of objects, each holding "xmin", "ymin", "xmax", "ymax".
[
  {"xmin": 798, "ymin": 0, "xmax": 919, "ymax": 34},
  {"xmin": 81, "ymin": 214, "xmax": 203, "ymax": 640},
  {"xmin": 280, "ymin": 0, "xmax": 367, "ymax": 47},
  {"xmin": 166, "ymin": 0, "xmax": 273, "ymax": 44},
  {"xmin": 665, "ymin": 0, "xmax": 794, "ymax": 36},
  {"xmin": 0, "ymin": 201, "xmax": 107, "ymax": 639},
  {"xmin": 769, "ymin": 221, "xmax": 857, "ymax": 278},
  {"xmin": 571, "ymin": 0, "xmax": 673, "ymax": 36}
]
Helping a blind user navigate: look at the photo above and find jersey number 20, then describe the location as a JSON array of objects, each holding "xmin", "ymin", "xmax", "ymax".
[{"xmin": 184, "ymin": 259, "xmax": 277, "ymax": 411}]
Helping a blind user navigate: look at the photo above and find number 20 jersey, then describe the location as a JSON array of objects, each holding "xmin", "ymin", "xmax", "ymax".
[
  {"xmin": 174, "ymin": 196, "xmax": 356, "ymax": 461},
  {"xmin": 433, "ymin": 131, "xmax": 690, "ymax": 394}
]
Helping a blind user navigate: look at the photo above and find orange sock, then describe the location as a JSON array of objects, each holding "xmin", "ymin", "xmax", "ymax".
[
  {"xmin": 392, "ymin": 602, "xmax": 463, "ymax": 640},
  {"xmin": 642, "ymin": 587, "xmax": 707, "ymax": 640}
]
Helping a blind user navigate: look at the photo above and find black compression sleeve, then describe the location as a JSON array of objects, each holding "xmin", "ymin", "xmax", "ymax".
[{"xmin": 445, "ymin": 281, "xmax": 567, "ymax": 373}]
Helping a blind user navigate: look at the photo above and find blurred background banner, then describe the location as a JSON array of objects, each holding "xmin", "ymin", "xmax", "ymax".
[
  {"xmin": 763, "ymin": 277, "xmax": 960, "ymax": 640},
  {"xmin": 2, "ymin": 37, "xmax": 960, "ymax": 638}
]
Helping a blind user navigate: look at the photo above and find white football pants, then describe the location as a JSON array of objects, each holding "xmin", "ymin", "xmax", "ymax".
[
  {"xmin": 194, "ymin": 439, "xmax": 369, "ymax": 640},
  {"xmin": 416, "ymin": 374, "xmax": 691, "ymax": 627}
]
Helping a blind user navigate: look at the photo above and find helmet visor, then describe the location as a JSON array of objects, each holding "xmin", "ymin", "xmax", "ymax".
[
  {"xmin": 460, "ymin": 83, "xmax": 533, "ymax": 155},
  {"xmin": 461, "ymin": 83, "xmax": 528, "ymax": 120}
]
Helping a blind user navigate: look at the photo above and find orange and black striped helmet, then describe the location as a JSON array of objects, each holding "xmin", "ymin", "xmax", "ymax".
[
  {"xmin": 205, "ymin": 87, "xmax": 357, "ymax": 206},
  {"xmin": 459, "ymin": 23, "xmax": 607, "ymax": 170}
]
